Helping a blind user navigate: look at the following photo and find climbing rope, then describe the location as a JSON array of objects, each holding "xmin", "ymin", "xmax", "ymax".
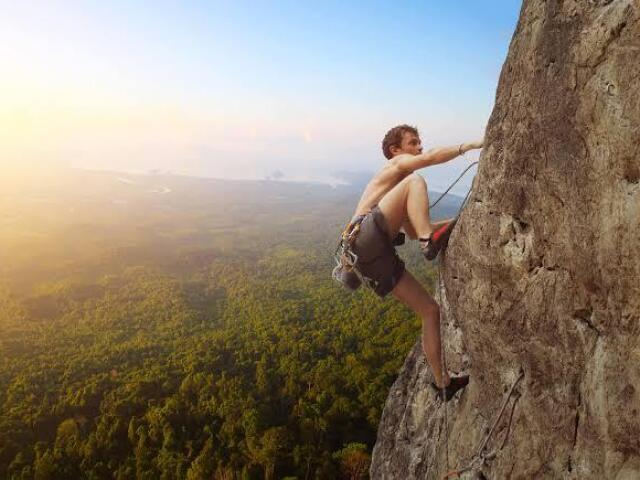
[
  {"xmin": 429, "ymin": 161, "xmax": 478, "ymax": 210},
  {"xmin": 437, "ymin": 267, "xmax": 450, "ymax": 473},
  {"xmin": 431, "ymin": 161, "xmax": 478, "ymax": 475},
  {"xmin": 429, "ymin": 160, "xmax": 525, "ymax": 479}
]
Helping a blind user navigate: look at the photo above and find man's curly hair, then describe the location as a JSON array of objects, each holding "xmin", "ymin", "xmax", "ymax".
[{"xmin": 381, "ymin": 124, "xmax": 419, "ymax": 160}]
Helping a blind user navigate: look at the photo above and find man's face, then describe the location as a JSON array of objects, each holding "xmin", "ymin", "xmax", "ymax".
[{"xmin": 397, "ymin": 131, "xmax": 423, "ymax": 156}]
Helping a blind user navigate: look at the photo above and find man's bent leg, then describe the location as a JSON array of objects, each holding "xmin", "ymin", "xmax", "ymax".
[
  {"xmin": 392, "ymin": 270, "xmax": 450, "ymax": 388},
  {"xmin": 378, "ymin": 174, "xmax": 434, "ymax": 240},
  {"xmin": 401, "ymin": 218, "xmax": 418, "ymax": 239}
]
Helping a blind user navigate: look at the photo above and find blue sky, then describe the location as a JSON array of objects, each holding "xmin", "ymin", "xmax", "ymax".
[{"xmin": 1, "ymin": 1, "xmax": 522, "ymax": 192}]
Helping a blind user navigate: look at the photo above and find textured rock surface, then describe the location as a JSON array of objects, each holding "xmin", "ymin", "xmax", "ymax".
[{"xmin": 371, "ymin": 1, "xmax": 640, "ymax": 478}]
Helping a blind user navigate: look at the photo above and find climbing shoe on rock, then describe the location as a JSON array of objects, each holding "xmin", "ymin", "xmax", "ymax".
[
  {"xmin": 420, "ymin": 218, "xmax": 458, "ymax": 261},
  {"xmin": 431, "ymin": 375, "xmax": 469, "ymax": 402}
]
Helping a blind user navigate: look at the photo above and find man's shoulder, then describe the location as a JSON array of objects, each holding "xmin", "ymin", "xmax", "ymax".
[
  {"xmin": 373, "ymin": 159, "xmax": 409, "ymax": 182},
  {"xmin": 377, "ymin": 158, "xmax": 403, "ymax": 176},
  {"xmin": 389, "ymin": 154, "xmax": 416, "ymax": 172}
]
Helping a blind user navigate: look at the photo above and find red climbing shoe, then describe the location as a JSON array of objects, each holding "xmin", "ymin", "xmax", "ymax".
[
  {"xmin": 431, "ymin": 375, "xmax": 469, "ymax": 402},
  {"xmin": 420, "ymin": 218, "xmax": 458, "ymax": 261}
]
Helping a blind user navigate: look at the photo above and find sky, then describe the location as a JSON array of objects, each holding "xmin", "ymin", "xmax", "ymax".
[{"xmin": 0, "ymin": 1, "xmax": 522, "ymax": 193}]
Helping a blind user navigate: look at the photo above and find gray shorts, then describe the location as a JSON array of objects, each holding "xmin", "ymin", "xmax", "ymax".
[{"xmin": 351, "ymin": 206, "xmax": 405, "ymax": 297}]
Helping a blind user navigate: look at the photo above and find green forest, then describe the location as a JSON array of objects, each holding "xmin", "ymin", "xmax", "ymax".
[{"xmin": 0, "ymin": 170, "xmax": 460, "ymax": 479}]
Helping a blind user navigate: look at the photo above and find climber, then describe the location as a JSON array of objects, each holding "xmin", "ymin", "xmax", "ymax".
[{"xmin": 344, "ymin": 124, "xmax": 482, "ymax": 401}]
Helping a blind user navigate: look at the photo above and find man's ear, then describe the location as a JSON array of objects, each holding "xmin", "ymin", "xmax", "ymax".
[{"xmin": 389, "ymin": 144, "xmax": 401, "ymax": 157}]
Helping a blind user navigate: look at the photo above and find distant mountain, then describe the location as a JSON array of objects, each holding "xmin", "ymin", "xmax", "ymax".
[{"xmin": 330, "ymin": 170, "xmax": 374, "ymax": 188}]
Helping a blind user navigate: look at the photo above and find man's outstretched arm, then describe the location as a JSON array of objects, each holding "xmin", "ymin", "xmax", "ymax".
[{"xmin": 395, "ymin": 140, "xmax": 483, "ymax": 173}]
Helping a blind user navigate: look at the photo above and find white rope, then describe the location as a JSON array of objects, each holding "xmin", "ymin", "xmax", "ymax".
[{"xmin": 429, "ymin": 161, "xmax": 478, "ymax": 210}]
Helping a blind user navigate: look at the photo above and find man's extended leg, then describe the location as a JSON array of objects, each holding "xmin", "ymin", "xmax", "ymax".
[{"xmin": 392, "ymin": 270, "xmax": 450, "ymax": 388}]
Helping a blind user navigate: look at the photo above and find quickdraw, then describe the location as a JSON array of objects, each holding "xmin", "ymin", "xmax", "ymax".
[
  {"xmin": 337, "ymin": 214, "xmax": 365, "ymax": 268},
  {"xmin": 332, "ymin": 215, "xmax": 367, "ymax": 290}
]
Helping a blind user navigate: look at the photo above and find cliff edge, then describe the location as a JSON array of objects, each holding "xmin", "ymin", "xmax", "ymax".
[{"xmin": 371, "ymin": 1, "xmax": 640, "ymax": 478}]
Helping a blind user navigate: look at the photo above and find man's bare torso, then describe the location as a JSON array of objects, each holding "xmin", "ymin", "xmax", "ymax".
[{"xmin": 353, "ymin": 158, "xmax": 409, "ymax": 216}]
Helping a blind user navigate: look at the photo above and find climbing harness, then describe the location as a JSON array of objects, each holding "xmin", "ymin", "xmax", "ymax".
[{"xmin": 442, "ymin": 369, "xmax": 525, "ymax": 479}]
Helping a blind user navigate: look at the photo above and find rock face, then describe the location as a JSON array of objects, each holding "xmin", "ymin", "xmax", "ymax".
[{"xmin": 371, "ymin": 1, "xmax": 640, "ymax": 478}]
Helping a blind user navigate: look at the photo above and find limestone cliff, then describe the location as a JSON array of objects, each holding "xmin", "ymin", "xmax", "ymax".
[{"xmin": 371, "ymin": 1, "xmax": 640, "ymax": 478}]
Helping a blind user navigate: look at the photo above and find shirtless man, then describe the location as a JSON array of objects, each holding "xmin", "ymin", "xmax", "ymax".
[{"xmin": 349, "ymin": 124, "xmax": 483, "ymax": 401}]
